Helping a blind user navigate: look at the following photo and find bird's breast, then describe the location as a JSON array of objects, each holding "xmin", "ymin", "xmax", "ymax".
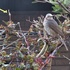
[{"xmin": 44, "ymin": 24, "xmax": 57, "ymax": 37}]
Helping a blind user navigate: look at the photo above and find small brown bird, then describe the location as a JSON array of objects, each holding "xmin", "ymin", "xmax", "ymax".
[
  {"xmin": 43, "ymin": 13, "xmax": 64, "ymax": 37},
  {"xmin": 43, "ymin": 13, "xmax": 68, "ymax": 51}
]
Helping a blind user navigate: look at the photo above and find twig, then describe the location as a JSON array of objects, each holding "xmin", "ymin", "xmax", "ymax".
[
  {"xmin": 32, "ymin": 0, "xmax": 57, "ymax": 4},
  {"xmin": 0, "ymin": 38, "xmax": 20, "ymax": 52},
  {"xmin": 26, "ymin": 17, "xmax": 34, "ymax": 24},
  {"xmin": 36, "ymin": 39, "xmax": 47, "ymax": 58},
  {"xmin": 59, "ymin": 36, "xmax": 68, "ymax": 51},
  {"xmin": 26, "ymin": 17, "xmax": 43, "ymax": 30},
  {"xmin": 57, "ymin": 0, "xmax": 70, "ymax": 13},
  {"xmin": 26, "ymin": 19, "xmax": 34, "ymax": 24},
  {"xmin": 32, "ymin": 0, "xmax": 47, "ymax": 3},
  {"xmin": 8, "ymin": 9, "xmax": 12, "ymax": 21},
  {"xmin": 63, "ymin": 55, "xmax": 70, "ymax": 61},
  {"xmin": 40, "ymin": 43, "xmax": 63, "ymax": 70},
  {"xmin": 54, "ymin": 15, "xmax": 62, "ymax": 25}
]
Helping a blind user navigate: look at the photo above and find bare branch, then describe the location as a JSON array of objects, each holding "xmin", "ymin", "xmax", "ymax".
[
  {"xmin": 26, "ymin": 17, "xmax": 34, "ymax": 24},
  {"xmin": 32, "ymin": 0, "xmax": 58, "ymax": 4},
  {"xmin": 59, "ymin": 36, "xmax": 68, "ymax": 51},
  {"xmin": 26, "ymin": 16, "xmax": 44, "ymax": 30},
  {"xmin": 36, "ymin": 39, "xmax": 47, "ymax": 58},
  {"xmin": 32, "ymin": 0, "xmax": 70, "ymax": 13},
  {"xmin": 63, "ymin": 55, "xmax": 70, "ymax": 61}
]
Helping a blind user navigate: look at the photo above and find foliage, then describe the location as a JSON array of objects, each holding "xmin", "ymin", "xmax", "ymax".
[
  {"xmin": 0, "ymin": 13, "xmax": 70, "ymax": 70},
  {"xmin": 32, "ymin": 0, "xmax": 70, "ymax": 13},
  {"xmin": 0, "ymin": 8, "xmax": 7, "ymax": 13},
  {"xmin": 52, "ymin": 4, "xmax": 63, "ymax": 13},
  {"xmin": 64, "ymin": 0, "xmax": 70, "ymax": 6},
  {"xmin": 0, "ymin": 18, "xmax": 60, "ymax": 70},
  {"xmin": 0, "ymin": 0, "xmax": 70, "ymax": 68}
]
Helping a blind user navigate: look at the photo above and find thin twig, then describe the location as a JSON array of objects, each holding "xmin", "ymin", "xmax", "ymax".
[
  {"xmin": 59, "ymin": 36, "xmax": 68, "ymax": 51},
  {"xmin": 54, "ymin": 15, "xmax": 62, "ymax": 25},
  {"xmin": 36, "ymin": 39, "xmax": 47, "ymax": 58},
  {"xmin": 40, "ymin": 43, "xmax": 63, "ymax": 70},
  {"xmin": 0, "ymin": 38, "xmax": 20, "ymax": 52},
  {"xmin": 57, "ymin": 0, "xmax": 70, "ymax": 13},
  {"xmin": 63, "ymin": 55, "xmax": 70, "ymax": 61},
  {"xmin": 32, "ymin": 0, "xmax": 57, "ymax": 4}
]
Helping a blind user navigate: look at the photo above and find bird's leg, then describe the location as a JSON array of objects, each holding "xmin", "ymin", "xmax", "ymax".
[{"xmin": 59, "ymin": 36, "xmax": 68, "ymax": 51}]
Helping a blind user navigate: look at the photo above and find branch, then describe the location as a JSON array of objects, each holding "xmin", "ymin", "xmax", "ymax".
[
  {"xmin": 26, "ymin": 17, "xmax": 44, "ymax": 30},
  {"xmin": 32, "ymin": 0, "xmax": 70, "ymax": 13},
  {"xmin": 40, "ymin": 43, "xmax": 63, "ymax": 70},
  {"xmin": 0, "ymin": 38, "xmax": 20, "ymax": 52},
  {"xmin": 59, "ymin": 36, "xmax": 68, "ymax": 51},
  {"xmin": 26, "ymin": 18, "xmax": 34, "ymax": 24},
  {"xmin": 57, "ymin": 0, "xmax": 70, "ymax": 13},
  {"xmin": 63, "ymin": 55, "xmax": 70, "ymax": 61},
  {"xmin": 32, "ymin": 0, "xmax": 47, "ymax": 3},
  {"xmin": 54, "ymin": 15, "xmax": 62, "ymax": 25},
  {"xmin": 36, "ymin": 39, "xmax": 47, "ymax": 58},
  {"xmin": 32, "ymin": 0, "xmax": 58, "ymax": 4}
]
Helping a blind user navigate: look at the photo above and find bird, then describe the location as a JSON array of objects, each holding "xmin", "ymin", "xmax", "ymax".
[
  {"xmin": 43, "ymin": 13, "xmax": 64, "ymax": 37},
  {"xmin": 43, "ymin": 13, "xmax": 68, "ymax": 51}
]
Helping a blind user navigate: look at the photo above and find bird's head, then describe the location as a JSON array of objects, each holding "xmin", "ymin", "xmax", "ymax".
[{"xmin": 45, "ymin": 13, "xmax": 53, "ymax": 20}]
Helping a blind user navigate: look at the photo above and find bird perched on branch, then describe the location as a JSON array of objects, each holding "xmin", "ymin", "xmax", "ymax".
[{"xmin": 43, "ymin": 13, "xmax": 68, "ymax": 51}]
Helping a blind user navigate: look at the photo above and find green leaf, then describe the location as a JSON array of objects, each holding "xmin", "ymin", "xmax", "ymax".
[
  {"xmin": 20, "ymin": 63, "xmax": 25, "ymax": 68},
  {"xmin": 26, "ymin": 63, "xmax": 30, "ymax": 69},
  {"xmin": 29, "ymin": 58, "xmax": 34, "ymax": 63},
  {"xmin": 32, "ymin": 62, "xmax": 39, "ymax": 70},
  {"xmin": 18, "ymin": 51, "xmax": 24, "ymax": 58},
  {"xmin": 15, "ymin": 67, "xmax": 21, "ymax": 70},
  {"xmin": 64, "ymin": 0, "xmax": 70, "ymax": 6},
  {"xmin": 2, "ymin": 20, "xmax": 9, "ymax": 25},
  {"xmin": 52, "ymin": 4, "xmax": 63, "ymax": 13}
]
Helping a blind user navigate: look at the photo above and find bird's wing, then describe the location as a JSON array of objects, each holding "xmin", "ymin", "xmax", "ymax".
[{"xmin": 47, "ymin": 19, "xmax": 64, "ymax": 37}]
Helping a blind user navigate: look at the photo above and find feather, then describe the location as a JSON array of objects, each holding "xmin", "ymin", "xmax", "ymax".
[{"xmin": 47, "ymin": 19, "xmax": 64, "ymax": 37}]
